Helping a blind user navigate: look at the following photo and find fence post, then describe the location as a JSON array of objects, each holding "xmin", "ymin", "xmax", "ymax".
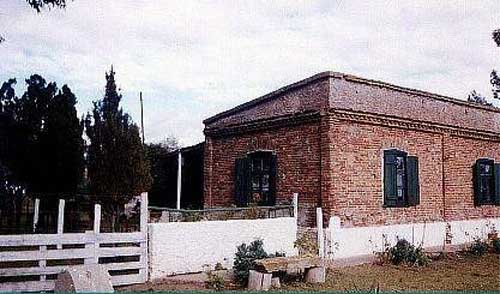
[
  {"xmin": 57, "ymin": 199, "xmax": 65, "ymax": 235},
  {"xmin": 140, "ymin": 192, "xmax": 149, "ymax": 281},
  {"xmin": 316, "ymin": 207, "xmax": 324, "ymax": 258},
  {"xmin": 293, "ymin": 193, "xmax": 298, "ymax": 222},
  {"xmin": 56, "ymin": 199, "xmax": 65, "ymax": 251},
  {"xmin": 33, "ymin": 198, "xmax": 40, "ymax": 233},
  {"xmin": 92, "ymin": 204, "xmax": 102, "ymax": 264}
]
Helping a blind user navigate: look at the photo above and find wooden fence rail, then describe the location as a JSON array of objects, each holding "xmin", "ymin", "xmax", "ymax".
[{"xmin": 0, "ymin": 193, "xmax": 148, "ymax": 292}]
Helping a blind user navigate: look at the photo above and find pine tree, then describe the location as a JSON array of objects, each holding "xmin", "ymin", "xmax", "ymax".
[{"xmin": 85, "ymin": 67, "xmax": 151, "ymax": 231}]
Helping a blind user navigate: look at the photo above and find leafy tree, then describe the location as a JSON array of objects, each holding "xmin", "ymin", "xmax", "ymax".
[
  {"xmin": 0, "ymin": 79, "xmax": 16, "ymax": 114},
  {"xmin": 12, "ymin": 75, "xmax": 57, "ymax": 192},
  {"xmin": 0, "ymin": 1, "xmax": 69, "ymax": 43},
  {"xmin": 468, "ymin": 29, "xmax": 500, "ymax": 106},
  {"xmin": 85, "ymin": 67, "xmax": 151, "ymax": 231},
  {"xmin": 493, "ymin": 29, "xmax": 500, "ymax": 47},
  {"xmin": 39, "ymin": 85, "xmax": 84, "ymax": 196},
  {"xmin": 26, "ymin": 0, "xmax": 67, "ymax": 12},
  {"xmin": 467, "ymin": 90, "xmax": 491, "ymax": 106},
  {"xmin": 146, "ymin": 136, "xmax": 179, "ymax": 207}
]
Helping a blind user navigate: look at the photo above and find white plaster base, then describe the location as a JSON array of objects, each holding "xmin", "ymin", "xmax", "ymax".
[
  {"xmin": 328, "ymin": 217, "xmax": 500, "ymax": 259},
  {"xmin": 148, "ymin": 217, "xmax": 297, "ymax": 280}
]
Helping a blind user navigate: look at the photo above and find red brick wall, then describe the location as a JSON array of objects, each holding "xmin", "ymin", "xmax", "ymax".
[
  {"xmin": 204, "ymin": 121, "xmax": 321, "ymax": 226},
  {"xmin": 329, "ymin": 120, "xmax": 445, "ymax": 227},
  {"xmin": 203, "ymin": 73, "xmax": 500, "ymax": 228},
  {"xmin": 443, "ymin": 136, "xmax": 500, "ymax": 220},
  {"xmin": 205, "ymin": 78, "xmax": 329, "ymax": 131}
]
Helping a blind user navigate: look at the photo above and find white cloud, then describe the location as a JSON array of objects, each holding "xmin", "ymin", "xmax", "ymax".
[{"xmin": 0, "ymin": 0, "xmax": 499, "ymax": 145}]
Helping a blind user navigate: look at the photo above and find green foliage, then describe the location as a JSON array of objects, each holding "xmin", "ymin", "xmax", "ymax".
[
  {"xmin": 146, "ymin": 137, "xmax": 179, "ymax": 207},
  {"xmin": 294, "ymin": 232, "xmax": 318, "ymax": 257},
  {"xmin": 493, "ymin": 29, "xmax": 500, "ymax": 47},
  {"xmin": 0, "ymin": 75, "xmax": 84, "ymax": 197},
  {"xmin": 26, "ymin": 0, "xmax": 67, "ymax": 12},
  {"xmin": 205, "ymin": 269, "xmax": 225, "ymax": 291},
  {"xmin": 467, "ymin": 90, "xmax": 491, "ymax": 106},
  {"xmin": 39, "ymin": 85, "xmax": 84, "ymax": 195},
  {"xmin": 467, "ymin": 238, "xmax": 489, "ymax": 256},
  {"xmin": 233, "ymin": 239, "xmax": 268, "ymax": 285},
  {"xmin": 378, "ymin": 239, "xmax": 429, "ymax": 266},
  {"xmin": 492, "ymin": 238, "xmax": 500, "ymax": 254},
  {"xmin": 84, "ymin": 67, "xmax": 151, "ymax": 231},
  {"xmin": 491, "ymin": 70, "xmax": 500, "ymax": 100}
]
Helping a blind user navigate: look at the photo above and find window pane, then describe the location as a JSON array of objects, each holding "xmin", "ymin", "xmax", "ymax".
[
  {"xmin": 396, "ymin": 156, "xmax": 405, "ymax": 200},
  {"xmin": 262, "ymin": 174, "xmax": 269, "ymax": 191},
  {"xmin": 252, "ymin": 175, "xmax": 260, "ymax": 190},
  {"xmin": 480, "ymin": 163, "xmax": 492, "ymax": 175}
]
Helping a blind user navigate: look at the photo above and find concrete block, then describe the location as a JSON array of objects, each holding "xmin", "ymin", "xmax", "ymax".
[
  {"xmin": 305, "ymin": 266, "xmax": 325, "ymax": 283},
  {"xmin": 247, "ymin": 270, "xmax": 272, "ymax": 291},
  {"xmin": 54, "ymin": 265, "xmax": 114, "ymax": 293},
  {"xmin": 271, "ymin": 277, "xmax": 281, "ymax": 288}
]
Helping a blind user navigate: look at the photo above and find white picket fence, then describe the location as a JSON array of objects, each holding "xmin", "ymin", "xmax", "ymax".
[{"xmin": 0, "ymin": 193, "xmax": 148, "ymax": 292}]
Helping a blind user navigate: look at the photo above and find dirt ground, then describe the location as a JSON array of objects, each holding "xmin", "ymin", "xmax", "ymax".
[{"xmin": 119, "ymin": 253, "xmax": 500, "ymax": 292}]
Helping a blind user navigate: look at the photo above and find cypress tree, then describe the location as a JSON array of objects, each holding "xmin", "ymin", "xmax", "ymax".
[
  {"xmin": 85, "ymin": 67, "xmax": 151, "ymax": 231},
  {"xmin": 39, "ymin": 85, "xmax": 84, "ymax": 196}
]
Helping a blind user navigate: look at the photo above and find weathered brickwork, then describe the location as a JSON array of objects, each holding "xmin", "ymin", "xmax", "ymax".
[
  {"xmin": 329, "ymin": 120, "xmax": 445, "ymax": 227},
  {"xmin": 443, "ymin": 136, "xmax": 500, "ymax": 220},
  {"xmin": 203, "ymin": 72, "xmax": 500, "ymax": 227},
  {"xmin": 204, "ymin": 121, "xmax": 322, "ymax": 226}
]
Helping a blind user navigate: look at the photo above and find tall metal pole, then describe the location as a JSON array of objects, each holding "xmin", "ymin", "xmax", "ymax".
[{"xmin": 140, "ymin": 91, "xmax": 145, "ymax": 144}]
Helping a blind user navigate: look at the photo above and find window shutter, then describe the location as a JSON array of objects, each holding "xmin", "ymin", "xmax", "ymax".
[
  {"xmin": 407, "ymin": 156, "xmax": 420, "ymax": 206},
  {"xmin": 384, "ymin": 151, "xmax": 397, "ymax": 206},
  {"xmin": 268, "ymin": 154, "xmax": 278, "ymax": 206},
  {"xmin": 473, "ymin": 162, "xmax": 482, "ymax": 206},
  {"xmin": 234, "ymin": 158, "xmax": 249, "ymax": 207},
  {"xmin": 494, "ymin": 163, "xmax": 500, "ymax": 205}
]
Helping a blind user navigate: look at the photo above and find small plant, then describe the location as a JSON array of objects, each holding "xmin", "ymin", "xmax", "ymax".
[
  {"xmin": 467, "ymin": 237, "xmax": 489, "ymax": 256},
  {"xmin": 294, "ymin": 231, "xmax": 318, "ymax": 257},
  {"xmin": 233, "ymin": 239, "xmax": 268, "ymax": 286},
  {"xmin": 376, "ymin": 238, "xmax": 429, "ymax": 266},
  {"xmin": 214, "ymin": 262, "xmax": 225, "ymax": 271},
  {"xmin": 491, "ymin": 238, "xmax": 500, "ymax": 254},
  {"xmin": 205, "ymin": 269, "xmax": 225, "ymax": 291}
]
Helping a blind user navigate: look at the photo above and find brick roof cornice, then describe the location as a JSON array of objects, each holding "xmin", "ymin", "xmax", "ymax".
[{"xmin": 203, "ymin": 71, "xmax": 500, "ymax": 126}]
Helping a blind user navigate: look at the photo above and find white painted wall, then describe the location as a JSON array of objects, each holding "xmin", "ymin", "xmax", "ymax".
[
  {"xmin": 148, "ymin": 217, "xmax": 297, "ymax": 280},
  {"xmin": 328, "ymin": 217, "xmax": 500, "ymax": 259}
]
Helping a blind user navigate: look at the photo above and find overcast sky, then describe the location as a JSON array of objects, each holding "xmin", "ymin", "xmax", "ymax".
[{"xmin": 1, "ymin": 1, "xmax": 499, "ymax": 145}]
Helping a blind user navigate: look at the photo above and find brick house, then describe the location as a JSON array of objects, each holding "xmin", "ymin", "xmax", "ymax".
[{"xmin": 202, "ymin": 72, "xmax": 500, "ymax": 240}]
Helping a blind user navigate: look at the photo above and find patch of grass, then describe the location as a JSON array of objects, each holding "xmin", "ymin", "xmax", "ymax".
[{"xmin": 282, "ymin": 253, "xmax": 500, "ymax": 291}]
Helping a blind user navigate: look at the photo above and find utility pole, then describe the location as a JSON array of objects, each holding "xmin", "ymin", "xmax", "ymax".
[{"xmin": 140, "ymin": 91, "xmax": 145, "ymax": 144}]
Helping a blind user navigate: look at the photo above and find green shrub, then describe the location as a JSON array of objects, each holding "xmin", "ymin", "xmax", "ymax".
[
  {"xmin": 378, "ymin": 239, "xmax": 429, "ymax": 266},
  {"xmin": 492, "ymin": 238, "xmax": 500, "ymax": 254},
  {"xmin": 467, "ymin": 238, "xmax": 489, "ymax": 256},
  {"xmin": 205, "ymin": 270, "xmax": 225, "ymax": 291},
  {"xmin": 233, "ymin": 239, "xmax": 268, "ymax": 285}
]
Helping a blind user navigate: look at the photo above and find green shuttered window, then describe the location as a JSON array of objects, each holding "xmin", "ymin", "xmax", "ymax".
[
  {"xmin": 473, "ymin": 158, "xmax": 500, "ymax": 206},
  {"xmin": 234, "ymin": 151, "xmax": 277, "ymax": 207},
  {"xmin": 383, "ymin": 149, "xmax": 420, "ymax": 207}
]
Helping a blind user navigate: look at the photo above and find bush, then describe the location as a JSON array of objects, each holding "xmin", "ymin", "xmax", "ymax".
[
  {"xmin": 205, "ymin": 270, "xmax": 225, "ymax": 291},
  {"xmin": 492, "ymin": 238, "xmax": 500, "ymax": 254},
  {"xmin": 233, "ymin": 239, "xmax": 268, "ymax": 285},
  {"xmin": 378, "ymin": 239, "xmax": 429, "ymax": 266},
  {"xmin": 467, "ymin": 238, "xmax": 489, "ymax": 256}
]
